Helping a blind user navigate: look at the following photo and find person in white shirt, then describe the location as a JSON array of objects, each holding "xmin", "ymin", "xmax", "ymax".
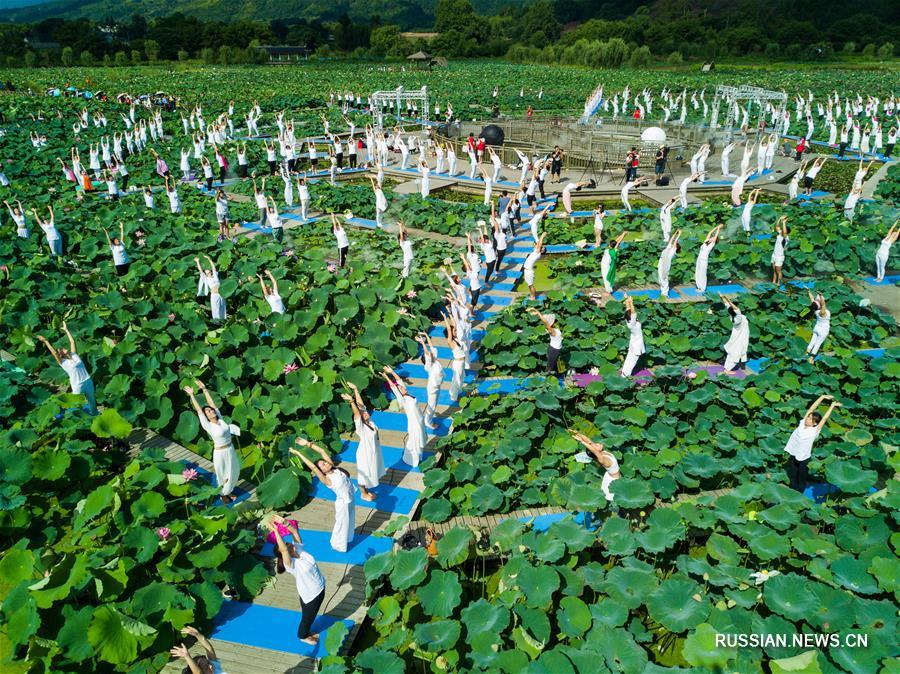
[
  {"xmin": 333, "ymin": 214, "xmax": 350, "ymax": 267},
  {"xmin": 522, "ymin": 232, "xmax": 546, "ymax": 300},
  {"xmin": 184, "ymin": 379, "xmax": 241, "ymax": 501},
  {"xmin": 36, "ymin": 322, "xmax": 97, "ymax": 415},
  {"xmin": 297, "ymin": 176, "xmax": 311, "ymax": 222},
  {"xmin": 803, "ymin": 156, "xmax": 826, "ymax": 196},
  {"xmin": 875, "ymin": 222, "xmax": 898, "ymax": 282},
  {"xmin": 620, "ymin": 295, "xmax": 645, "ymax": 377},
  {"xmin": 340, "ymin": 382, "xmax": 384, "ymax": 499},
  {"xmin": 530, "ymin": 308, "xmax": 562, "ymax": 374},
  {"xmin": 477, "ymin": 224, "xmax": 497, "ymax": 284},
  {"xmin": 169, "ymin": 626, "xmax": 226, "ymax": 674},
  {"xmin": 694, "ymin": 225, "xmax": 722, "ymax": 292},
  {"xmin": 529, "ymin": 203, "xmax": 552, "ymax": 243},
  {"xmin": 656, "ymin": 230, "xmax": 680, "ymax": 297},
  {"xmin": 720, "ymin": 294, "xmax": 749, "ymax": 372},
  {"xmin": 843, "ymin": 185, "xmax": 862, "ymax": 222},
  {"xmin": 103, "ymin": 222, "xmax": 130, "ymax": 276},
  {"xmin": 291, "ymin": 440, "xmax": 356, "ymax": 552},
  {"xmin": 570, "ymin": 431, "xmax": 620, "ymax": 502},
  {"xmin": 804, "ymin": 291, "xmax": 831, "ymax": 363},
  {"xmin": 783, "ymin": 395, "xmax": 841, "ymax": 492},
  {"xmin": 659, "ymin": 197, "xmax": 676, "ymax": 240},
  {"xmin": 741, "ymin": 188, "xmax": 760, "ymax": 234},
  {"xmin": 720, "ymin": 141, "xmax": 737, "ymax": 178},
  {"xmin": 771, "ymin": 216, "xmax": 789, "ymax": 286},
  {"xmin": 258, "ymin": 270, "xmax": 285, "ymax": 315},
  {"xmin": 370, "ymin": 176, "xmax": 388, "ymax": 228},
  {"xmin": 621, "ymin": 176, "xmax": 649, "ymax": 211},
  {"xmin": 417, "ymin": 333, "xmax": 445, "ymax": 429},
  {"xmin": 164, "ymin": 176, "xmax": 181, "ymax": 214},
  {"xmin": 398, "ymin": 222, "xmax": 414, "ymax": 278},
  {"xmin": 268, "ymin": 517, "xmax": 327, "ymax": 646},
  {"xmin": 677, "ymin": 172, "xmax": 699, "ymax": 209}
]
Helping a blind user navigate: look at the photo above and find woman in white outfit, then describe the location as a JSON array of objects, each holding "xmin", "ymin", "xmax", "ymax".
[
  {"xmin": 720, "ymin": 141, "xmax": 737, "ymax": 178},
  {"xmin": 292, "ymin": 439, "xmax": 356, "ymax": 552},
  {"xmin": 36, "ymin": 322, "xmax": 97, "ymax": 415},
  {"xmin": 398, "ymin": 222, "xmax": 414, "ymax": 278},
  {"xmin": 875, "ymin": 223, "xmax": 897, "ymax": 281},
  {"xmin": 184, "ymin": 380, "xmax": 241, "ymax": 502},
  {"xmin": 656, "ymin": 229, "xmax": 680, "ymax": 298},
  {"xmin": 522, "ymin": 232, "xmax": 546, "ymax": 301},
  {"xmin": 788, "ymin": 161, "xmax": 807, "ymax": 201},
  {"xmin": 419, "ymin": 159, "xmax": 430, "ymax": 198},
  {"xmin": 741, "ymin": 189, "xmax": 760, "ymax": 234},
  {"xmin": 805, "ymin": 291, "xmax": 831, "ymax": 363},
  {"xmin": 381, "ymin": 366, "xmax": 426, "ymax": 466},
  {"xmin": 5, "ymin": 200, "xmax": 29, "ymax": 239},
  {"xmin": 370, "ymin": 176, "xmax": 388, "ymax": 227},
  {"xmin": 444, "ymin": 313, "xmax": 467, "ymax": 403},
  {"xmin": 341, "ymin": 382, "xmax": 384, "ymax": 500},
  {"xmin": 297, "ymin": 175, "xmax": 310, "ymax": 221},
  {"xmin": 720, "ymin": 294, "xmax": 750, "ymax": 372},
  {"xmin": 570, "ymin": 431, "xmax": 620, "ymax": 502},
  {"xmin": 195, "ymin": 256, "xmax": 218, "ymax": 298},
  {"xmin": 593, "ymin": 204, "xmax": 606, "ymax": 246},
  {"xmin": 529, "ymin": 308, "xmax": 562, "ymax": 374},
  {"xmin": 622, "ymin": 176, "xmax": 649, "ymax": 211},
  {"xmin": 257, "ymin": 270, "xmax": 285, "ymax": 315},
  {"xmin": 678, "ymin": 173, "xmax": 698, "ymax": 209},
  {"xmin": 601, "ymin": 232, "xmax": 627, "ymax": 294},
  {"xmin": 620, "ymin": 296, "xmax": 645, "ymax": 377},
  {"xmin": 32, "ymin": 205, "xmax": 62, "ymax": 257},
  {"xmin": 417, "ymin": 333, "xmax": 445, "ymax": 429},
  {"xmin": 694, "ymin": 225, "xmax": 722, "ymax": 292},
  {"xmin": 731, "ymin": 168, "xmax": 754, "ymax": 206},
  {"xmin": 197, "ymin": 255, "xmax": 226, "ymax": 321},
  {"xmin": 771, "ymin": 216, "xmax": 789, "ymax": 286},
  {"xmin": 659, "ymin": 197, "xmax": 676, "ymax": 240}
]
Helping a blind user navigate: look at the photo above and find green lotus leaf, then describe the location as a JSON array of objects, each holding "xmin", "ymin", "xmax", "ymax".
[
  {"xmin": 825, "ymin": 461, "xmax": 878, "ymax": 494},
  {"xmin": 608, "ymin": 478, "xmax": 655, "ymax": 508},
  {"xmin": 646, "ymin": 578, "xmax": 709, "ymax": 632},
  {"xmin": 87, "ymin": 606, "xmax": 142, "ymax": 665},
  {"xmin": 763, "ymin": 573, "xmax": 816, "ymax": 620},
  {"xmin": 90, "ymin": 408, "xmax": 133, "ymax": 439},
  {"xmin": 435, "ymin": 527, "xmax": 473, "ymax": 568},
  {"xmin": 130, "ymin": 491, "xmax": 165, "ymax": 520},
  {"xmin": 600, "ymin": 565, "xmax": 658, "ymax": 610},
  {"xmin": 461, "ymin": 598, "xmax": 509, "ymax": 646},
  {"xmin": 491, "ymin": 518, "xmax": 525, "ymax": 552},
  {"xmin": 830, "ymin": 555, "xmax": 880, "ymax": 595},
  {"xmin": 354, "ymin": 647, "xmax": 406, "ymax": 674},
  {"xmin": 256, "ymin": 469, "xmax": 299, "ymax": 508},
  {"xmin": 517, "ymin": 563, "xmax": 560, "ymax": 608},
  {"xmin": 557, "ymin": 596, "xmax": 592, "ymax": 638},
  {"xmin": 421, "ymin": 497, "xmax": 452, "ymax": 523},
  {"xmin": 412, "ymin": 619, "xmax": 460, "ymax": 652},
  {"xmin": 389, "ymin": 548, "xmax": 428, "ymax": 590},
  {"xmin": 418, "ymin": 570, "xmax": 463, "ymax": 618},
  {"xmin": 56, "ymin": 605, "xmax": 95, "ymax": 663},
  {"xmin": 681, "ymin": 622, "xmax": 736, "ymax": 669}
]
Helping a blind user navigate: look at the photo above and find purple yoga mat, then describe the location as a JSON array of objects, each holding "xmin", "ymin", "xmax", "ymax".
[{"xmin": 571, "ymin": 364, "xmax": 748, "ymax": 387}]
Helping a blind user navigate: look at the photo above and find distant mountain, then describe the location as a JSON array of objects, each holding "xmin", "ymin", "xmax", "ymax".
[
  {"xmin": 0, "ymin": 0, "xmax": 531, "ymax": 27},
  {"xmin": 0, "ymin": 0, "xmax": 54, "ymax": 9}
]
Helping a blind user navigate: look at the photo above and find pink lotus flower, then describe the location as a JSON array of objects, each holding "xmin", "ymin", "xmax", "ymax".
[
  {"xmin": 283, "ymin": 363, "xmax": 299, "ymax": 374},
  {"xmin": 137, "ymin": 238, "xmax": 146, "ymax": 247},
  {"xmin": 168, "ymin": 313, "xmax": 176, "ymax": 322},
  {"xmin": 282, "ymin": 248, "xmax": 294, "ymax": 257},
  {"xmin": 156, "ymin": 527, "xmax": 171, "ymax": 540},
  {"xmin": 397, "ymin": 308, "xmax": 408, "ymax": 315},
  {"xmin": 406, "ymin": 290, "xmax": 417, "ymax": 299},
  {"xmin": 182, "ymin": 468, "xmax": 198, "ymax": 481},
  {"xmin": 686, "ymin": 371, "xmax": 697, "ymax": 379},
  {"xmin": 134, "ymin": 230, "xmax": 145, "ymax": 237},
  {"xmin": 327, "ymin": 263, "xmax": 337, "ymax": 272}
]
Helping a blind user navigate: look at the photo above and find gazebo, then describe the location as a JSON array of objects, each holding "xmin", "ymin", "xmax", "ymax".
[{"xmin": 407, "ymin": 51, "xmax": 432, "ymax": 69}]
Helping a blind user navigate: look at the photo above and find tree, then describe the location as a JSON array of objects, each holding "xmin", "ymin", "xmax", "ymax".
[
  {"xmin": 629, "ymin": 45, "xmax": 652, "ymax": 68},
  {"xmin": 200, "ymin": 47, "xmax": 215, "ymax": 64},
  {"xmin": 177, "ymin": 50, "xmax": 190, "ymax": 61},
  {"xmin": 842, "ymin": 41, "xmax": 856, "ymax": 55},
  {"xmin": 61, "ymin": 46, "xmax": 73, "ymax": 66},
  {"xmin": 144, "ymin": 39, "xmax": 159, "ymax": 62},
  {"xmin": 218, "ymin": 45, "xmax": 231, "ymax": 65},
  {"xmin": 24, "ymin": 50, "xmax": 36, "ymax": 68},
  {"xmin": 434, "ymin": 0, "xmax": 480, "ymax": 38},
  {"xmin": 877, "ymin": 42, "xmax": 894, "ymax": 59},
  {"xmin": 370, "ymin": 24, "xmax": 403, "ymax": 58},
  {"xmin": 862, "ymin": 43, "xmax": 876, "ymax": 57},
  {"xmin": 79, "ymin": 50, "xmax": 93, "ymax": 66},
  {"xmin": 114, "ymin": 51, "xmax": 128, "ymax": 66},
  {"xmin": 131, "ymin": 50, "xmax": 141, "ymax": 64},
  {"xmin": 666, "ymin": 51, "xmax": 683, "ymax": 66},
  {"xmin": 521, "ymin": 1, "xmax": 561, "ymax": 46},
  {"xmin": 102, "ymin": 53, "xmax": 112, "ymax": 67}
]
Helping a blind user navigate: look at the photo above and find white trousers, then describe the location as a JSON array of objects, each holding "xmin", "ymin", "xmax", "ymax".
[
  {"xmin": 213, "ymin": 446, "xmax": 240, "ymax": 496},
  {"xmin": 331, "ymin": 499, "xmax": 355, "ymax": 552},
  {"xmin": 875, "ymin": 251, "xmax": 889, "ymax": 280},
  {"xmin": 622, "ymin": 349, "xmax": 641, "ymax": 377},
  {"xmin": 723, "ymin": 352, "xmax": 745, "ymax": 372},
  {"xmin": 807, "ymin": 327, "xmax": 829, "ymax": 355}
]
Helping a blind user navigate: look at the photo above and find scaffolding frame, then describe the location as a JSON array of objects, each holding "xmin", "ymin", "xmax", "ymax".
[
  {"xmin": 371, "ymin": 86, "xmax": 429, "ymax": 131},
  {"xmin": 709, "ymin": 85, "xmax": 787, "ymax": 139}
]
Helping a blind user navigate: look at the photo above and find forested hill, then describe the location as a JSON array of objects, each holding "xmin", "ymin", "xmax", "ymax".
[{"xmin": 1, "ymin": 0, "xmax": 528, "ymax": 27}]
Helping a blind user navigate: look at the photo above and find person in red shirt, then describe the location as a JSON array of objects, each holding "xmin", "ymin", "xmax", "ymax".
[
  {"xmin": 527, "ymin": 105, "xmax": 533, "ymax": 120},
  {"xmin": 467, "ymin": 133, "xmax": 476, "ymax": 154},
  {"xmin": 633, "ymin": 107, "xmax": 641, "ymax": 119},
  {"xmin": 476, "ymin": 137, "xmax": 486, "ymax": 162}
]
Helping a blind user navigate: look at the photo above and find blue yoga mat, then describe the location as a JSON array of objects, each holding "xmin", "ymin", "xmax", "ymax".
[
  {"xmin": 309, "ymin": 477, "xmax": 420, "ymax": 515},
  {"xmin": 864, "ymin": 275, "xmax": 900, "ymax": 285},
  {"xmin": 612, "ymin": 289, "xmax": 668, "ymax": 301},
  {"xmin": 787, "ymin": 280, "xmax": 817, "ymax": 289},
  {"xmin": 803, "ymin": 482, "xmax": 840, "ymax": 504},
  {"xmin": 705, "ymin": 284, "xmax": 748, "ymax": 295},
  {"xmin": 475, "ymin": 377, "xmax": 537, "ymax": 394},
  {"xmin": 478, "ymin": 294, "xmax": 513, "ymax": 307},
  {"xmin": 395, "ymin": 361, "xmax": 475, "ymax": 383},
  {"xmin": 337, "ymin": 440, "xmax": 432, "ymax": 473},
  {"xmin": 463, "ymin": 278, "xmax": 516, "ymax": 292},
  {"xmin": 425, "ymin": 344, "xmax": 480, "ymax": 362},
  {"xmin": 427, "ymin": 325, "xmax": 485, "ymax": 341},
  {"xmin": 371, "ymin": 411, "xmax": 451, "ymax": 436},
  {"xmin": 241, "ymin": 221, "xmax": 272, "ymax": 234},
  {"xmin": 545, "ymin": 244, "xmax": 597, "ymax": 253},
  {"xmin": 344, "ymin": 217, "xmax": 379, "ymax": 229},
  {"xmin": 857, "ymin": 348, "xmax": 886, "ymax": 358},
  {"xmin": 258, "ymin": 530, "xmax": 393, "ymax": 564},
  {"xmin": 503, "ymin": 253, "xmax": 529, "ymax": 262},
  {"xmin": 212, "ymin": 600, "xmax": 352, "ymax": 658},
  {"xmin": 403, "ymin": 384, "xmax": 456, "ymax": 407},
  {"xmin": 182, "ymin": 462, "xmax": 252, "ymax": 507}
]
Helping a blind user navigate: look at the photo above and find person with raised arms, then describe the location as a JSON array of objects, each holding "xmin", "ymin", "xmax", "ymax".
[
  {"xmin": 257, "ymin": 270, "xmax": 285, "ymax": 315},
  {"xmin": 490, "ymin": 208, "xmax": 509, "ymax": 270},
  {"xmin": 874, "ymin": 221, "xmax": 898, "ymax": 282},
  {"xmin": 771, "ymin": 216, "xmax": 789, "ymax": 287},
  {"xmin": 102, "ymin": 222, "xmax": 129, "ymax": 276},
  {"xmin": 720, "ymin": 293, "xmax": 750, "ymax": 373},
  {"xmin": 803, "ymin": 156, "xmax": 827, "ymax": 196},
  {"xmin": 297, "ymin": 175, "xmax": 311, "ymax": 222},
  {"xmin": 783, "ymin": 395, "xmax": 841, "ymax": 492},
  {"xmin": 523, "ymin": 231, "xmax": 547, "ymax": 301},
  {"xmin": 214, "ymin": 188, "xmax": 234, "ymax": 243},
  {"xmin": 694, "ymin": 225, "xmax": 722, "ymax": 293},
  {"xmin": 561, "ymin": 180, "xmax": 592, "ymax": 219},
  {"xmin": 169, "ymin": 626, "xmax": 224, "ymax": 674},
  {"xmin": 380, "ymin": 365, "xmax": 426, "ymax": 467},
  {"xmin": 741, "ymin": 188, "xmax": 760, "ymax": 234},
  {"xmin": 528, "ymin": 202, "xmax": 553, "ymax": 243},
  {"xmin": 266, "ymin": 516, "xmax": 326, "ymax": 646},
  {"xmin": 196, "ymin": 255, "xmax": 226, "ymax": 321},
  {"xmin": 340, "ymin": 380, "xmax": 384, "ymax": 500},
  {"xmin": 730, "ymin": 167, "xmax": 754, "ymax": 206},
  {"xmin": 720, "ymin": 140, "xmax": 737, "ymax": 178},
  {"xmin": 164, "ymin": 175, "xmax": 182, "ymax": 214},
  {"xmin": 677, "ymin": 172, "xmax": 699, "ymax": 209},
  {"xmin": 622, "ymin": 175, "xmax": 649, "ymax": 212},
  {"xmin": 570, "ymin": 431, "xmax": 620, "ymax": 502},
  {"xmin": 659, "ymin": 197, "xmax": 676, "ymax": 240},
  {"xmin": 36, "ymin": 321, "xmax": 97, "ymax": 415},
  {"xmin": 332, "ymin": 214, "xmax": 349, "ymax": 268},
  {"xmin": 32, "ymin": 205, "xmax": 62, "ymax": 257},
  {"xmin": 656, "ymin": 229, "xmax": 680, "ymax": 298},
  {"xmin": 788, "ymin": 161, "xmax": 807, "ymax": 201},
  {"xmin": 620, "ymin": 295, "xmax": 645, "ymax": 377},
  {"xmin": 397, "ymin": 221, "xmax": 414, "ymax": 279},
  {"xmin": 601, "ymin": 231, "xmax": 627, "ymax": 294},
  {"xmin": 477, "ymin": 222, "xmax": 498, "ymax": 285},
  {"xmin": 291, "ymin": 438, "xmax": 356, "ymax": 552},
  {"xmin": 4, "ymin": 199, "xmax": 28, "ymax": 238},
  {"xmin": 416, "ymin": 332, "xmax": 445, "ymax": 430},
  {"xmin": 370, "ymin": 176, "xmax": 388, "ymax": 228},
  {"xmin": 592, "ymin": 203, "xmax": 606, "ymax": 247},
  {"xmin": 183, "ymin": 379, "xmax": 241, "ymax": 503},
  {"xmin": 441, "ymin": 310, "xmax": 467, "ymax": 403},
  {"xmin": 804, "ymin": 290, "xmax": 831, "ymax": 363},
  {"xmin": 266, "ymin": 197, "xmax": 284, "ymax": 245},
  {"xmin": 529, "ymin": 308, "xmax": 563, "ymax": 375}
]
